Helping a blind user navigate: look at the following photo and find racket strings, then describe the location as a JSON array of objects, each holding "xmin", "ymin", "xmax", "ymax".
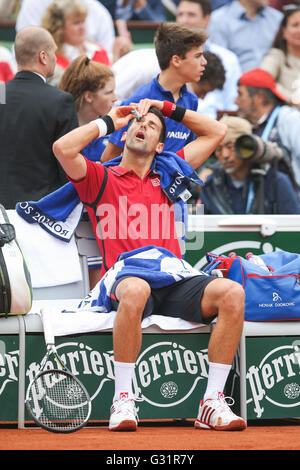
[{"xmin": 27, "ymin": 371, "xmax": 90, "ymax": 431}]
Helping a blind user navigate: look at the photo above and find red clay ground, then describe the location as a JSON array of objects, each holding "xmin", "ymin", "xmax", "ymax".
[{"xmin": 0, "ymin": 420, "xmax": 299, "ymax": 452}]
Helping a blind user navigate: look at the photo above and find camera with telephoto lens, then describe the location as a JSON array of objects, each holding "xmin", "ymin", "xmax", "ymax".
[{"xmin": 234, "ymin": 134, "xmax": 284, "ymax": 164}]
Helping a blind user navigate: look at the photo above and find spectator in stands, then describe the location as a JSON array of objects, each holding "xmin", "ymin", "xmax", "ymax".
[
  {"xmin": 0, "ymin": 61, "xmax": 14, "ymax": 82},
  {"xmin": 112, "ymin": 0, "xmax": 166, "ymax": 41},
  {"xmin": 0, "ymin": 26, "xmax": 78, "ymax": 209},
  {"xmin": 0, "ymin": 0, "xmax": 18, "ymax": 18},
  {"xmin": 111, "ymin": 48, "xmax": 160, "ymax": 105},
  {"xmin": 133, "ymin": 0, "xmax": 166, "ymax": 20},
  {"xmin": 114, "ymin": 0, "xmax": 166, "ymax": 21},
  {"xmin": 42, "ymin": 0, "xmax": 112, "ymax": 86},
  {"xmin": 102, "ymin": 22, "xmax": 208, "ymax": 162},
  {"xmin": 260, "ymin": 4, "xmax": 300, "ymax": 106},
  {"xmin": 207, "ymin": 0, "xmax": 283, "ymax": 71},
  {"xmin": 95, "ymin": 1, "xmax": 165, "ymax": 58},
  {"xmin": 188, "ymin": 50, "xmax": 226, "ymax": 118},
  {"xmin": 96, "ymin": 0, "xmax": 117, "ymax": 17},
  {"xmin": 112, "ymin": 46, "xmax": 226, "ymax": 109},
  {"xmin": 172, "ymin": 0, "xmax": 233, "ymax": 9},
  {"xmin": 187, "ymin": 50, "xmax": 226, "ymax": 196},
  {"xmin": 16, "ymin": 0, "xmax": 116, "ymax": 57},
  {"xmin": 176, "ymin": 0, "xmax": 241, "ymax": 118},
  {"xmin": 111, "ymin": 0, "xmax": 241, "ymax": 119},
  {"xmin": 0, "ymin": 44, "xmax": 16, "ymax": 82},
  {"xmin": 198, "ymin": 115, "xmax": 300, "ymax": 214},
  {"xmin": 189, "ymin": 50, "xmax": 226, "ymax": 99},
  {"xmin": 106, "ymin": 1, "xmax": 135, "ymax": 55},
  {"xmin": 59, "ymin": 54, "xmax": 117, "ymax": 161},
  {"xmin": 269, "ymin": 0, "xmax": 297, "ymax": 12},
  {"xmin": 116, "ymin": 0, "xmax": 148, "ymax": 22},
  {"xmin": 98, "ymin": 0, "xmax": 146, "ymax": 20},
  {"xmin": 235, "ymin": 68, "xmax": 300, "ymax": 190},
  {"xmin": 0, "ymin": 0, "xmax": 18, "ymax": 82}
]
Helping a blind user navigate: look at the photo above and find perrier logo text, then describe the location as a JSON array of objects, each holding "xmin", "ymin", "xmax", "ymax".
[
  {"xmin": 132, "ymin": 340, "xmax": 210, "ymax": 406},
  {"xmin": 247, "ymin": 343, "xmax": 300, "ymax": 418}
]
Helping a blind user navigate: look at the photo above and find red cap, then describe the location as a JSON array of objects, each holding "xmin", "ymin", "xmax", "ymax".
[{"xmin": 239, "ymin": 68, "xmax": 286, "ymax": 102}]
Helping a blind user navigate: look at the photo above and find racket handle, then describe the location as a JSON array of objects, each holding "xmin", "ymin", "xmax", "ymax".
[{"xmin": 40, "ymin": 308, "xmax": 55, "ymax": 346}]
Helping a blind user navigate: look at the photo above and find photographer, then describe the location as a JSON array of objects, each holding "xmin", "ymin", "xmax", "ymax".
[
  {"xmin": 198, "ymin": 115, "xmax": 300, "ymax": 214},
  {"xmin": 236, "ymin": 68, "xmax": 300, "ymax": 189}
]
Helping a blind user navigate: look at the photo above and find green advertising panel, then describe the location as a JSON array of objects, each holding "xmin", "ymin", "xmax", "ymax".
[
  {"xmin": 23, "ymin": 332, "xmax": 215, "ymax": 422},
  {"xmin": 0, "ymin": 321, "xmax": 299, "ymax": 424},
  {"xmin": 0, "ymin": 335, "xmax": 19, "ymax": 421},
  {"xmin": 246, "ymin": 336, "xmax": 300, "ymax": 420}
]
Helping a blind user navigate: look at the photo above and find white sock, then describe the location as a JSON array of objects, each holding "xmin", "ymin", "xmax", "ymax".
[
  {"xmin": 113, "ymin": 361, "xmax": 135, "ymax": 402},
  {"xmin": 203, "ymin": 362, "xmax": 232, "ymax": 402}
]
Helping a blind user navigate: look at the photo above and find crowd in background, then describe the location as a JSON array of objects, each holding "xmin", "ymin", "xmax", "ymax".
[{"xmin": 1, "ymin": 0, "xmax": 300, "ymax": 215}]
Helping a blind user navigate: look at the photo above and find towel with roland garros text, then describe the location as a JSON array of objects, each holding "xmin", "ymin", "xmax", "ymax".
[{"xmin": 15, "ymin": 152, "xmax": 203, "ymax": 241}]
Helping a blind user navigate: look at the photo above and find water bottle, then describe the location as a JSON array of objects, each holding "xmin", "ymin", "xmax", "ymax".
[
  {"xmin": 246, "ymin": 252, "xmax": 269, "ymax": 272},
  {"xmin": 211, "ymin": 269, "xmax": 224, "ymax": 277}
]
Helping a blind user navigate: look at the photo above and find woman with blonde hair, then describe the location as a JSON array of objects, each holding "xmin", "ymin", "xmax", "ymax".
[
  {"xmin": 59, "ymin": 54, "xmax": 117, "ymax": 161},
  {"xmin": 42, "ymin": 0, "xmax": 110, "ymax": 85}
]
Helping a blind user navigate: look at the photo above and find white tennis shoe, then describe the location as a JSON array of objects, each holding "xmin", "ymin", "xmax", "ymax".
[
  {"xmin": 195, "ymin": 392, "xmax": 247, "ymax": 431},
  {"xmin": 109, "ymin": 395, "xmax": 138, "ymax": 431}
]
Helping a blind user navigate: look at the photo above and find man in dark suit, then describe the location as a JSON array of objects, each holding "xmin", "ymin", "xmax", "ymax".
[{"xmin": 0, "ymin": 26, "xmax": 78, "ymax": 209}]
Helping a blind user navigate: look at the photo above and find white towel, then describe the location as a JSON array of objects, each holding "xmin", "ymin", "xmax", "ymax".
[
  {"xmin": 8, "ymin": 211, "xmax": 82, "ymax": 288},
  {"xmin": 29, "ymin": 301, "xmax": 207, "ymax": 336}
]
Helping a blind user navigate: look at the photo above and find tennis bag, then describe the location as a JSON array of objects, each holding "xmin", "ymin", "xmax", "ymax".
[
  {"xmin": 0, "ymin": 204, "xmax": 32, "ymax": 315},
  {"xmin": 204, "ymin": 251, "xmax": 300, "ymax": 321}
]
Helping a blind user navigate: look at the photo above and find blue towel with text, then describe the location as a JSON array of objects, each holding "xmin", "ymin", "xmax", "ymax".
[{"xmin": 16, "ymin": 152, "xmax": 203, "ymax": 241}]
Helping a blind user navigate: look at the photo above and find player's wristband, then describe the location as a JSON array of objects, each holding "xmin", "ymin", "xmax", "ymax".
[
  {"xmin": 161, "ymin": 101, "xmax": 186, "ymax": 122},
  {"xmin": 91, "ymin": 115, "xmax": 115, "ymax": 138}
]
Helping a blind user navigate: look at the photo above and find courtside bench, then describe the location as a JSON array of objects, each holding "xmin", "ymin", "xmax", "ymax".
[{"xmin": 0, "ymin": 213, "xmax": 299, "ymax": 428}]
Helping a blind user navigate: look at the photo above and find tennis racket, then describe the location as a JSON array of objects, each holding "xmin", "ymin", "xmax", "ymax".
[{"xmin": 25, "ymin": 308, "xmax": 92, "ymax": 433}]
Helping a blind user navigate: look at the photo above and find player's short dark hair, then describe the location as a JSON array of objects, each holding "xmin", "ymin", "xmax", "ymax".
[{"xmin": 148, "ymin": 106, "xmax": 166, "ymax": 143}]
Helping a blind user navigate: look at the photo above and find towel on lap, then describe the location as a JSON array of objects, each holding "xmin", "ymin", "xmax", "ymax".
[
  {"xmin": 46, "ymin": 309, "xmax": 207, "ymax": 336},
  {"xmin": 76, "ymin": 245, "xmax": 207, "ymax": 312},
  {"xmin": 29, "ymin": 246, "xmax": 209, "ymax": 335}
]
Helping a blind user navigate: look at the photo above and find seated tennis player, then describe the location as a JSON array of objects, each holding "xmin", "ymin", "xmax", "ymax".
[{"xmin": 53, "ymin": 97, "xmax": 247, "ymax": 432}]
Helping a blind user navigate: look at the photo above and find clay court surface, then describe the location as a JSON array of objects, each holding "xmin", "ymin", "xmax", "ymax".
[{"xmin": 0, "ymin": 419, "xmax": 299, "ymax": 455}]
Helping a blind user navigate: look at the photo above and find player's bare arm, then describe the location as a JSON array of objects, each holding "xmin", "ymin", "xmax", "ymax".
[
  {"xmin": 53, "ymin": 105, "xmax": 136, "ymax": 181},
  {"xmin": 179, "ymin": 109, "xmax": 227, "ymax": 169}
]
